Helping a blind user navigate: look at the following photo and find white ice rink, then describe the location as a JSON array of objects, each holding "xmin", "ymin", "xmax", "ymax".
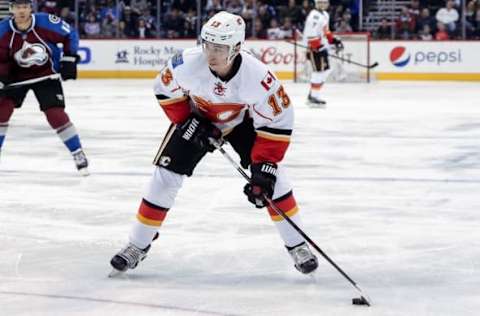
[{"xmin": 1, "ymin": 80, "xmax": 479, "ymax": 316}]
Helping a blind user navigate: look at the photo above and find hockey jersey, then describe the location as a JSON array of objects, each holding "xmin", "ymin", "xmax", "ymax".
[
  {"xmin": 303, "ymin": 9, "xmax": 332, "ymax": 49},
  {"xmin": 0, "ymin": 13, "xmax": 78, "ymax": 82},
  {"xmin": 154, "ymin": 47, "xmax": 294, "ymax": 164}
]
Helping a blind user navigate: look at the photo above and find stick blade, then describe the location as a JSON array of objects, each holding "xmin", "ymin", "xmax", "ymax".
[{"xmin": 368, "ymin": 62, "xmax": 379, "ymax": 69}]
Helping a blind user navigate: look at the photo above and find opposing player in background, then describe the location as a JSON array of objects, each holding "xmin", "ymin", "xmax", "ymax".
[
  {"xmin": 0, "ymin": 0, "xmax": 88, "ymax": 175},
  {"xmin": 303, "ymin": 0, "xmax": 344, "ymax": 106},
  {"xmin": 110, "ymin": 11, "xmax": 319, "ymax": 276}
]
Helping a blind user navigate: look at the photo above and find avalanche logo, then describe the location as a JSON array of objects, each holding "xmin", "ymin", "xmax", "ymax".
[
  {"xmin": 390, "ymin": 46, "xmax": 410, "ymax": 67},
  {"xmin": 14, "ymin": 41, "xmax": 49, "ymax": 68}
]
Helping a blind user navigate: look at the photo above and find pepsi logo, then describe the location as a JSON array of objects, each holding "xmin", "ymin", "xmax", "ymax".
[{"xmin": 390, "ymin": 46, "xmax": 411, "ymax": 67}]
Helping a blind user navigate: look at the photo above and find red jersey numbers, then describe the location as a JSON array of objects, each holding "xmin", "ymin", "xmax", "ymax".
[
  {"xmin": 161, "ymin": 68, "xmax": 173, "ymax": 86},
  {"xmin": 267, "ymin": 85, "xmax": 291, "ymax": 116},
  {"xmin": 211, "ymin": 21, "xmax": 221, "ymax": 28}
]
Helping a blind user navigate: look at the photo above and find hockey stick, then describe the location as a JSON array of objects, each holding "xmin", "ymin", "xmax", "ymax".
[
  {"xmin": 287, "ymin": 41, "xmax": 379, "ymax": 69},
  {"xmin": 210, "ymin": 138, "xmax": 372, "ymax": 306},
  {"xmin": 0, "ymin": 74, "xmax": 61, "ymax": 91}
]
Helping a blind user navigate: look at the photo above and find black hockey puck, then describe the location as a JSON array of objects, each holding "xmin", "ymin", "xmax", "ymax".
[{"xmin": 352, "ymin": 296, "xmax": 369, "ymax": 306}]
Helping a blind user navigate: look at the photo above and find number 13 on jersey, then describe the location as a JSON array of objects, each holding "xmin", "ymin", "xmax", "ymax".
[{"xmin": 268, "ymin": 85, "xmax": 291, "ymax": 116}]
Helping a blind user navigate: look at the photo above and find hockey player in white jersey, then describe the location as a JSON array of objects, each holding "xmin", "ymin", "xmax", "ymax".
[
  {"xmin": 303, "ymin": 0, "xmax": 344, "ymax": 106},
  {"xmin": 110, "ymin": 11, "xmax": 318, "ymax": 276}
]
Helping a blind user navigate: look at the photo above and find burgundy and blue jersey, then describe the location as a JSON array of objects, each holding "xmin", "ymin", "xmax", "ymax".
[{"xmin": 0, "ymin": 13, "xmax": 79, "ymax": 82}]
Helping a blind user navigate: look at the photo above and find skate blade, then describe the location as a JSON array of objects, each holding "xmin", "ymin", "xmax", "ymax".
[
  {"xmin": 108, "ymin": 268, "xmax": 124, "ymax": 278},
  {"xmin": 307, "ymin": 102, "xmax": 326, "ymax": 109},
  {"xmin": 78, "ymin": 168, "xmax": 90, "ymax": 177}
]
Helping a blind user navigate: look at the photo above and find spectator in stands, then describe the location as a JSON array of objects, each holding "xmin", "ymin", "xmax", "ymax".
[
  {"xmin": 102, "ymin": 13, "xmax": 116, "ymax": 38},
  {"xmin": 226, "ymin": 0, "xmax": 244, "ymax": 16},
  {"xmin": 465, "ymin": 1, "xmax": 477, "ymax": 37},
  {"xmin": 281, "ymin": 0, "xmax": 304, "ymax": 29},
  {"xmin": 183, "ymin": 8, "xmax": 198, "ymax": 38},
  {"xmin": 416, "ymin": 8, "xmax": 435, "ymax": 33},
  {"xmin": 172, "ymin": 0, "xmax": 196, "ymax": 13},
  {"xmin": 139, "ymin": 8, "xmax": 156, "ymax": 35},
  {"xmin": 257, "ymin": 2, "xmax": 275, "ymax": 31},
  {"xmin": 84, "ymin": 14, "xmax": 101, "ymax": 38},
  {"xmin": 281, "ymin": 16, "xmax": 294, "ymax": 38},
  {"xmin": 206, "ymin": 0, "xmax": 223, "ymax": 13},
  {"xmin": 435, "ymin": 0, "xmax": 459, "ymax": 33},
  {"xmin": 335, "ymin": 9, "xmax": 353, "ymax": 33},
  {"xmin": 164, "ymin": 7, "xmax": 185, "ymax": 38},
  {"xmin": 130, "ymin": 0, "xmax": 149, "ymax": 15},
  {"xmin": 375, "ymin": 18, "xmax": 392, "ymax": 39},
  {"xmin": 435, "ymin": 21, "xmax": 449, "ymax": 40},
  {"xmin": 40, "ymin": 0, "xmax": 59, "ymax": 15},
  {"xmin": 59, "ymin": 6, "xmax": 75, "ymax": 26},
  {"xmin": 253, "ymin": 18, "xmax": 268, "ymax": 39},
  {"xmin": 121, "ymin": 6, "xmax": 139, "ymax": 38},
  {"xmin": 267, "ymin": 19, "xmax": 283, "ymax": 39},
  {"xmin": 419, "ymin": 24, "xmax": 433, "ymax": 40},
  {"xmin": 475, "ymin": 9, "xmax": 480, "ymax": 38},
  {"xmin": 136, "ymin": 18, "xmax": 155, "ymax": 38},
  {"xmin": 118, "ymin": 21, "xmax": 128, "ymax": 38},
  {"xmin": 396, "ymin": 6, "xmax": 416, "ymax": 39},
  {"xmin": 336, "ymin": 17, "xmax": 353, "ymax": 33},
  {"xmin": 409, "ymin": 0, "xmax": 421, "ymax": 17}
]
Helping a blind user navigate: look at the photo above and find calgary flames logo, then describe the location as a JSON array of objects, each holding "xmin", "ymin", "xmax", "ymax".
[
  {"xmin": 213, "ymin": 82, "xmax": 226, "ymax": 96},
  {"xmin": 14, "ymin": 41, "xmax": 49, "ymax": 68},
  {"xmin": 191, "ymin": 95, "xmax": 245, "ymax": 123}
]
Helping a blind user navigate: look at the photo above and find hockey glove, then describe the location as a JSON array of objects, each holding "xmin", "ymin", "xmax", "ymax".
[
  {"xmin": 177, "ymin": 113, "xmax": 222, "ymax": 153},
  {"xmin": 244, "ymin": 162, "xmax": 277, "ymax": 208},
  {"xmin": 60, "ymin": 54, "xmax": 80, "ymax": 80},
  {"xmin": 332, "ymin": 37, "xmax": 344, "ymax": 53}
]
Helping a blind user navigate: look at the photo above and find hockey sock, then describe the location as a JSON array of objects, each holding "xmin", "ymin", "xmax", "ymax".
[
  {"xmin": 44, "ymin": 108, "xmax": 83, "ymax": 154},
  {"xmin": 0, "ymin": 99, "xmax": 15, "ymax": 151},
  {"xmin": 268, "ymin": 191, "xmax": 305, "ymax": 247},
  {"xmin": 130, "ymin": 198, "xmax": 169, "ymax": 249},
  {"xmin": 310, "ymin": 70, "xmax": 330, "ymax": 99}
]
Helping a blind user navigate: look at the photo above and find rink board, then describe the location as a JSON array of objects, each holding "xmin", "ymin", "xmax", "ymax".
[{"xmin": 77, "ymin": 39, "xmax": 480, "ymax": 81}]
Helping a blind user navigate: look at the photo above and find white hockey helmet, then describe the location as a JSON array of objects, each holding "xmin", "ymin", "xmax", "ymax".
[{"xmin": 201, "ymin": 11, "xmax": 245, "ymax": 64}]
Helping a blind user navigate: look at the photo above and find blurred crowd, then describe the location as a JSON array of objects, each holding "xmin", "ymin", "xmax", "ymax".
[
  {"xmin": 34, "ymin": 0, "xmax": 358, "ymax": 39},
  {"xmin": 374, "ymin": 0, "xmax": 480, "ymax": 40},
  {"xmin": 27, "ymin": 0, "xmax": 480, "ymax": 40}
]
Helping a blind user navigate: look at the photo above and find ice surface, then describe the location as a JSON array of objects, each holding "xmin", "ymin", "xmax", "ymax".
[{"xmin": 1, "ymin": 80, "xmax": 479, "ymax": 316}]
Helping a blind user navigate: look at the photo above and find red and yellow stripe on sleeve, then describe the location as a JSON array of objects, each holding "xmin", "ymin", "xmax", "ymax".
[
  {"xmin": 251, "ymin": 126, "xmax": 292, "ymax": 163},
  {"xmin": 267, "ymin": 191, "xmax": 299, "ymax": 222},
  {"xmin": 136, "ymin": 199, "xmax": 169, "ymax": 227},
  {"xmin": 156, "ymin": 94, "xmax": 191, "ymax": 124}
]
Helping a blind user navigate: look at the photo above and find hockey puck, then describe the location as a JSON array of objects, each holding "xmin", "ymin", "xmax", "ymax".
[{"xmin": 352, "ymin": 296, "xmax": 369, "ymax": 306}]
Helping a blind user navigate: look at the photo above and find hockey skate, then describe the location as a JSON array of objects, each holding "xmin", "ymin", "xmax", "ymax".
[
  {"xmin": 72, "ymin": 149, "xmax": 89, "ymax": 176},
  {"xmin": 307, "ymin": 93, "xmax": 326, "ymax": 108},
  {"xmin": 287, "ymin": 242, "xmax": 319, "ymax": 274},
  {"xmin": 109, "ymin": 233, "xmax": 159, "ymax": 277}
]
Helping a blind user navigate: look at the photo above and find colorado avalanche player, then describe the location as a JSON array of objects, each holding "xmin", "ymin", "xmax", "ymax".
[
  {"xmin": 110, "ymin": 11, "xmax": 319, "ymax": 276},
  {"xmin": 303, "ymin": 0, "xmax": 344, "ymax": 106},
  {"xmin": 0, "ymin": 0, "xmax": 88, "ymax": 175}
]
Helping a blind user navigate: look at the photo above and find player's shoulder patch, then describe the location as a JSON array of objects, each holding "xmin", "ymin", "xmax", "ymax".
[
  {"xmin": 171, "ymin": 52, "xmax": 184, "ymax": 69},
  {"xmin": 48, "ymin": 14, "xmax": 61, "ymax": 24},
  {"xmin": 260, "ymin": 71, "xmax": 277, "ymax": 91}
]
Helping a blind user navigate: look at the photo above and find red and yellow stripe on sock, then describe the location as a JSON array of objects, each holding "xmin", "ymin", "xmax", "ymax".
[
  {"xmin": 267, "ymin": 191, "xmax": 299, "ymax": 222},
  {"xmin": 136, "ymin": 199, "xmax": 169, "ymax": 227}
]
